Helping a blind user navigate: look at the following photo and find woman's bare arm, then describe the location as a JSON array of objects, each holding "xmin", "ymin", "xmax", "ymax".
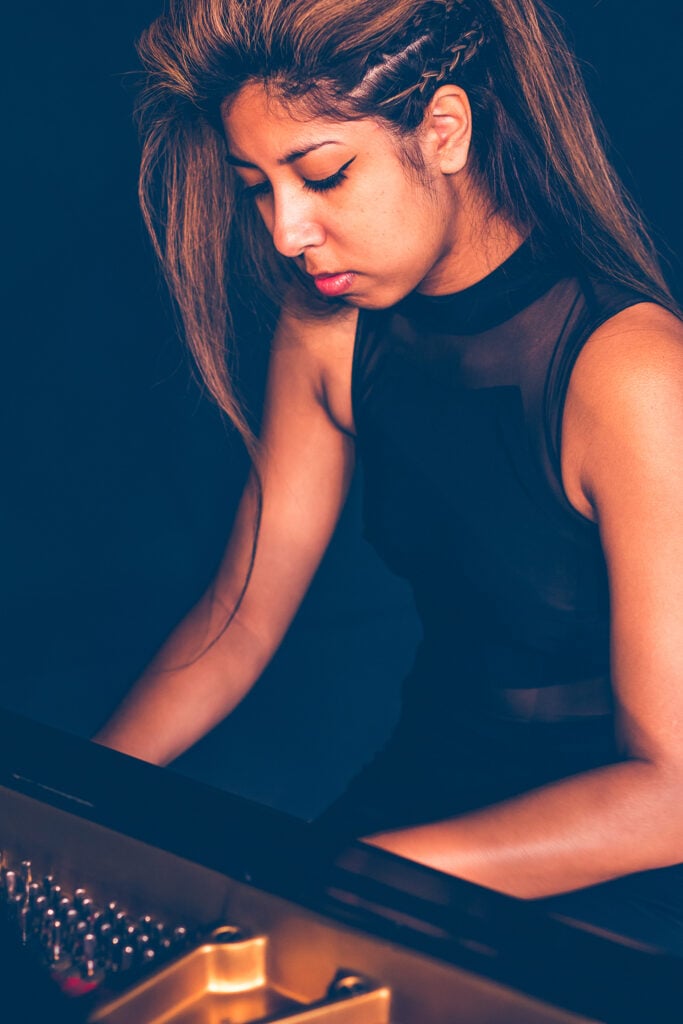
[
  {"xmin": 94, "ymin": 305, "xmax": 358, "ymax": 765},
  {"xmin": 366, "ymin": 303, "xmax": 683, "ymax": 898}
]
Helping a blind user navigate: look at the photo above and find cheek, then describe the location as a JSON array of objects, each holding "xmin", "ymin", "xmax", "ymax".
[{"xmin": 379, "ymin": 179, "xmax": 435, "ymax": 242}]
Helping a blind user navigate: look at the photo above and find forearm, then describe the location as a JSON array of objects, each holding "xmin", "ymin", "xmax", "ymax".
[
  {"xmin": 366, "ymin": 759, "xmax": 683, "ymax": 898},
  {"xmin": 93, "ymin": 589, "xmax": 276, "ymax": 765},
  {"xmin": 94, "ymin": 308, "xmax": 357, "ymax": 766}
]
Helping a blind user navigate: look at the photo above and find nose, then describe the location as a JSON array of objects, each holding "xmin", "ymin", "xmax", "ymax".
[{"xmin": 270, "ymin": 191, "xmax": 326, "ymax": 259}]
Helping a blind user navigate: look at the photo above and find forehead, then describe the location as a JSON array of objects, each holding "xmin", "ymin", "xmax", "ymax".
[{"xmin": 221, "ymin": 81, "xmax": 384, "ymax": 164}]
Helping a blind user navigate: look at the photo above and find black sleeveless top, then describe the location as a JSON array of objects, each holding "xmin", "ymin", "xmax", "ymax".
[{"xmin": 348, "ymin": 238, "xmax": 648, "ymax": 822}]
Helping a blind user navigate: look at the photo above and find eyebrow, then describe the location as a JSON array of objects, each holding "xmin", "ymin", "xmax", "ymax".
[{"xmin": 225, "ymin": 140, "xmax": 344, "ymax": 169}]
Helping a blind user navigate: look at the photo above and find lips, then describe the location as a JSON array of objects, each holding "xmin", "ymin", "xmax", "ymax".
[{"xmin": 312, "ymin": 271, "xmax": 356, "ymax": 298}]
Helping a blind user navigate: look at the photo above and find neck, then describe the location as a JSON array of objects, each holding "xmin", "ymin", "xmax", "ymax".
[{"xmin": 419, "ymin": 181, "xmax": 528, "ymax": 296}]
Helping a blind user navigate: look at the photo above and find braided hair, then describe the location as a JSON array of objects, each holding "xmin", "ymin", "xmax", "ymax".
[
  {"xmin": 136, "ymin": 0, "xmax": 676, "ymax": 441},
  {"xmin": 355, "ymin": 1, "xmax": 488, "ymax": 117}
]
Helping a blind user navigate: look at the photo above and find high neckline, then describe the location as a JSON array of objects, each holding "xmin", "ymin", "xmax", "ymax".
[{"xmin": 396, "ymin": 235, "xmax": 570, "ymax": 334}]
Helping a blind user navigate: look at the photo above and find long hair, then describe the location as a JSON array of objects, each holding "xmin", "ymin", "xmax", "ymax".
[{"xmin": 137, "ymin": 0, "xmax": 676, "ymax": 451}]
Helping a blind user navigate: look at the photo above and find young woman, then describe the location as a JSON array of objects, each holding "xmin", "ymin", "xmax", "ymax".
[{"xmin": 95, "ymin": 0, "xmax": 683, "ymax": 946}]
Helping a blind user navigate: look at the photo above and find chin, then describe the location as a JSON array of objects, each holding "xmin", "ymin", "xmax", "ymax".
[{"xmin": 344, "ymin": 286, "xmax": 408, "ymax": 311}]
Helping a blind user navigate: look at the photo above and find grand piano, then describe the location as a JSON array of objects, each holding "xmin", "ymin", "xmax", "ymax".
[{"xmin": 2, "ymin": 708, "xmax": 681, "ymax": 1024}]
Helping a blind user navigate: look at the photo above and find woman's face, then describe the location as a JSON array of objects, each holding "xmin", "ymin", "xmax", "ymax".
[{"xmin": 222, "ymin": 82, "xmax": 463, "ymax": 309}]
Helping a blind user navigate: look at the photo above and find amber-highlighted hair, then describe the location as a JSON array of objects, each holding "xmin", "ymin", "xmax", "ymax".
[{"xmin": 136, "ymin": 0, "xmax": 676, "ymax": 453}]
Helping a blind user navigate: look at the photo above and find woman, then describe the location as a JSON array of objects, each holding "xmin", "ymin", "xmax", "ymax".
[{"xmin": 95, "ymin": 0, "xmax": 683, "ymax": 945}]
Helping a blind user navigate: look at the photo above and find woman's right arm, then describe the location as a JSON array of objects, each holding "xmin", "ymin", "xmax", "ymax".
[{"xmin": 94, "ymin": 305, "xmax": 358, "ymax": 765}]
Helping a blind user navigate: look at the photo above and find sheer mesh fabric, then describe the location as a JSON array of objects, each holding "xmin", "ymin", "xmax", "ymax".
[{"xmin": 339, "ymin": 237, "xmax": 647, "ymax": 825}]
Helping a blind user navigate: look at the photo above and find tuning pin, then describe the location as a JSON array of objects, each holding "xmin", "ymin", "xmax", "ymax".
[
  {"xmin": 172, "ymin": 926, "xmax": 189, "ymax": 947},
  {"xmin": 49, "ymin": 943, "xmax": 75, "ymax": 980},
  {"xmin": 18, "ymin": 902, "xmax": 30, "ymax": 945},
  {"xmin": 150, "ymin": 921, "xmax": 172, "ymax": 954},
  {"xmin": 4, "ymin": 870, "xmax": 17, "ymax": 899},
  {"xmin": 28, "ymin": 884, "xmax": 43, "ymax": 909},
  {"xmin": 107, "ymin": 934, "xmax": 122, "ymax": 972},
  {"xmin": 89, "ymin": 908, "xmax": 104, "ymax": 928},
  {"xmin": 114, "ymin": 911, "xmax": 129, "ymax": 934},
  {"xmin": 33, "ymin": 894, "xmax": 48, "ymax": 921},
  {"xmin": 50, "ymin": 918, "xmax": 68, "ymax": 964},
  {"xmin": 20, "ymin": 861, "xmax": 32, "ymax": 888},
  {"xmin": 81, "ymin": 960, "xmax": 105, "ymax": 986},
  {"xmin": 120, "ymin": 945, "xmax": 135, "ymax": 972},
  {"xmin": 80, "ymin": 932, "xmax": 104, "ymax": 982},
  {"xmin": 42, "ymin": 906, "xmax": 57, "ymax": 934},
  {"xmin": 57, "ymin": 896, "xmax": 72, "ymax": 918},
  {"xmin": 80, "ymin": 897, "xmax": 96, "ymax": 923},
  {"xmin": 73, "ymin": 888, "xmax": 88, "ymax": 908},
  {"xmin": 64, "ymin": 908, "xmax": 80, "ymax": 945},
  {"xmin": 141, "ymin": 947, "xmax": 156, "ymax": 968}
]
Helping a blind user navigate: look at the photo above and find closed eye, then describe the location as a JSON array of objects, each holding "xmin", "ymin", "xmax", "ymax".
[
  {"xmin": 303, "ymin": 156, "xmax": 356, "ymax": 193},
  {"xmin": 239, "ymin": 177, "xmax": 271, "ymax": 201},
  {"xmin": 240, "ymin": 156, "xmax": 356, "ymax": 202}
]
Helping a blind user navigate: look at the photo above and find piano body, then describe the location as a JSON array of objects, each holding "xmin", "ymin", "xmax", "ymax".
[{"xmin": 1, "ymin": 709, "xmax": 680, "ymax": 1024}]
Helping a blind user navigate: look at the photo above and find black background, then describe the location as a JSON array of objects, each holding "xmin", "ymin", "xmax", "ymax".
[{"xmin": 2, "ymin": 1, "xmax": 681, "ymax": 818}]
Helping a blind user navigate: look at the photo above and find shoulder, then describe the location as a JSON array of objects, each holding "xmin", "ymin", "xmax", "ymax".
[
  {"xmin": 271, "ymin": 301, "xmax": 359, "ymax": 435},
  {"xmin": 578, "ymin": 298, "xmax": 682, "ymax": 359},
  {"xmin": 563, "ymin": 301, "xmax": 683, "ymax": 518},
  {"xmin": 569, "ymin": 302, "xmax": 683, "ymax": 419}
]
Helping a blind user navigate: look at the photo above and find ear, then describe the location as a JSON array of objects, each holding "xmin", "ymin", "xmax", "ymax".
[{"xmin": 422, "ymin": 85, "xmax": 472, "ymax": 175}]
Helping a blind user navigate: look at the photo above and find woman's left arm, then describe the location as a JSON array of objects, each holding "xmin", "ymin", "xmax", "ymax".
[{"xmin": 366, "ymin": 303, "xmax": 683, "ymax": 899}]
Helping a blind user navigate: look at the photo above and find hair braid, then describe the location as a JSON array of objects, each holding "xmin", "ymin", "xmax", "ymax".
[
  {"xmin": 417, "ymin": 21, "xmax": 487, "ymax": 93},
  {"xmin": 136, "ymin": 0, "xmax": 678, "ymax": 443},
  {"xmin": 355, "ymin": 1, "xmax": 487, "ymax": 121}
]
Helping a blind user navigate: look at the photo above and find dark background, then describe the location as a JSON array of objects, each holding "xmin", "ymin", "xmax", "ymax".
[{"xmin": 2, "ymin": 1, "xmax": 681, "ymax": 819}]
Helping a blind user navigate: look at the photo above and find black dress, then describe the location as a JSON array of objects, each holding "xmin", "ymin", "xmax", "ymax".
[{"xmin": 318, "ymin": 236, "xmax": 683, "ymax": 953}]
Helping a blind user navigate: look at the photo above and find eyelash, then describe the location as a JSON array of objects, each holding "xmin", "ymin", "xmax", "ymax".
[{"xmin": 242, "ymin": 157, "xmax": 356, "ymax": 201}]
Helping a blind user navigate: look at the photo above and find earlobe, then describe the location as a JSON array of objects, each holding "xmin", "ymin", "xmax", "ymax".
[{"xmin": 424, "ymin": 85, "xmax": 472, "ymax": 175}]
